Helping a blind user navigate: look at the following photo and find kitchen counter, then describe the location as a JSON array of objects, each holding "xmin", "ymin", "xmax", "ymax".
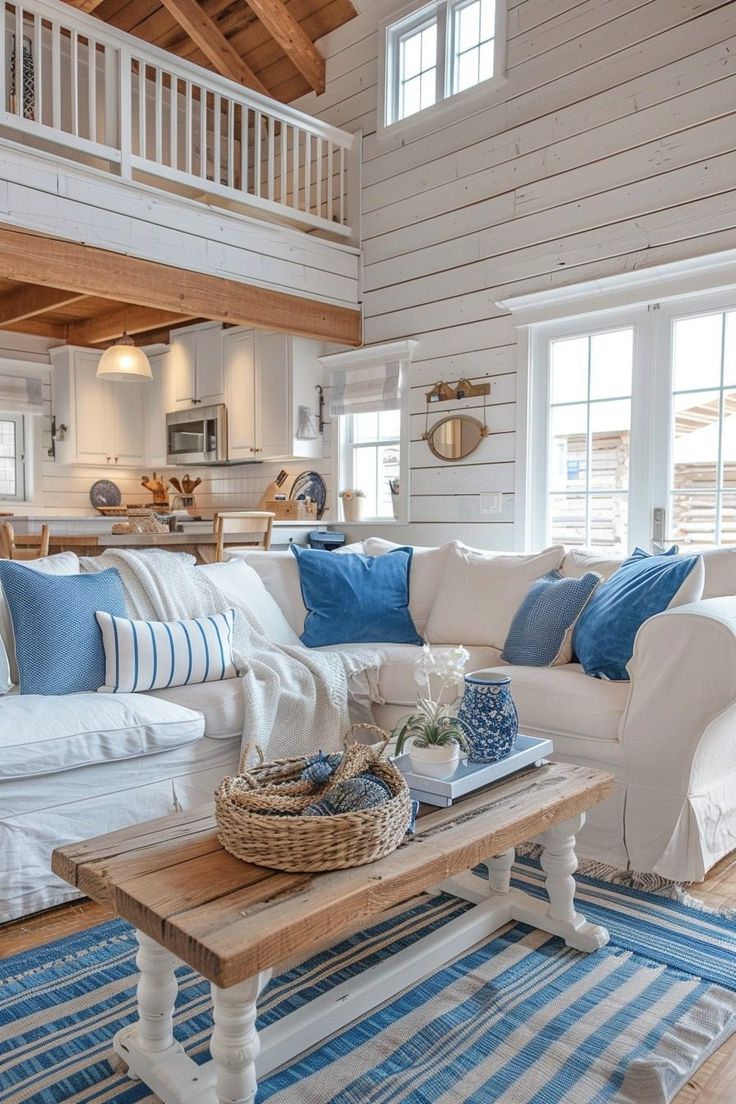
[{"xmin": 44, "ymin": 525, "xmax": 337, "ymax": 562}]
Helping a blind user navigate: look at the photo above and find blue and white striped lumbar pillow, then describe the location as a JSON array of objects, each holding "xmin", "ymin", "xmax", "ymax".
[{"xmin": 95, "ymin": 609, "xmax": 237, "ymax": 693}]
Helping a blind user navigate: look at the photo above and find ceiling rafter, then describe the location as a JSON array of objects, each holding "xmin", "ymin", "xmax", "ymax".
[
  {"xmin": 0, "ymin": 285, "xmax": 88, "ymax": 325},
  {"xmin": 241, "ymin": 0, "xmax": 324, "ymax": 93},
  {"xmin": 156, "ymin": 0, "xmax": 270, "ymax": 94},
  {"xmin": 67, "ymin": 304, "xmax": 198, "ymax": 345}
]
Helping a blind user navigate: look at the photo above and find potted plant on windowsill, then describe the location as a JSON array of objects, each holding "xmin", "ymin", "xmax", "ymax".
[
  {"xmin": 393, "ymin": 645, "xmax": 470, "ymax": 778},
  {"xmin": 340, "ymin": 489, "xmax": 366, "ymax": 523}
]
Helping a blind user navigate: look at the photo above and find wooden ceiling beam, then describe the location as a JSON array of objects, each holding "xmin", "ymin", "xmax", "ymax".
[
  {"xmin": 156, "ymin": 0, "xmax": 270, "ymax": 95},
  {"xmin": 241, "ymin": 0, "xmax": 324, "ymax": 93},
  {"xmin": 63, "ymin": 0, "xmax": 105, "ymax": 11},
  {"xmin": 67, "ymin": 305, "xmax": 198, "ymax": 345},
  {"xmin": 0, "ymin": 225, "xmax": 361, "ymax": 346},
  {"xmin": 0, "ymin": 318, "xmax": 67, "ymax": 339},
  {"xmin": 0, "ymin": 285, "xmax": 88, "ymax": 325}
]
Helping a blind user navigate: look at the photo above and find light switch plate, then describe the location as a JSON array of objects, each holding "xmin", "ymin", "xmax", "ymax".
[{"xmin": 480, "ymin": 492, "xmax": 503, "ymax": 515}]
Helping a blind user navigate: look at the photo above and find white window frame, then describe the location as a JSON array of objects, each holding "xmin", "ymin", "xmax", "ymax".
[
  {"xmin": 502, "ymin": 252, "xmax": 736, "ymax": 553},
  {"xmin": 340, "ymin": 410, "xmax": 402, "ymax": 523},
  {"xmin": 0, "ymin": 413, "xmax": 27, "ymax": 502},
  {"xmin": 320, "ymin": 340, "xmax": 417, "ymax": 527},
  {"xmin": 379, "ymin": 0, "xmax": 507, "ymax": 139}
]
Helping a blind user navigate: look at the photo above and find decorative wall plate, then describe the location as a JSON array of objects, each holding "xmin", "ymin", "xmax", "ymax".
[
  {"xmin": 89, "ymin": 479, "xmax": 122, "ymax": 508},
  {"xmin": 289, "ymin": 471, "xmax": 327, "ymax": 519}
]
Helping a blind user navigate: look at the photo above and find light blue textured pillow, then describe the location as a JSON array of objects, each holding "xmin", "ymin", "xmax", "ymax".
[
  {"xmin": 290, "ymin": 544, "xmax": 423, "ymax": 648},
  {"xmin": 501, "ymin": 570, "xmax": 601, "ymax": 667},
  {"xmin": 572, "ymin": 547, "xmax": 704, "ymax": 681},
  {"xmin": 0, "ymin": 562, "xmax": 126, "ymax": 695},
  {"xmin": 96, "ymin": 609, "xmax": 238, "ymax": 693}
]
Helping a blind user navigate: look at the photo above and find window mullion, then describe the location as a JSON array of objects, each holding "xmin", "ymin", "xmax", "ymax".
[
  {"xmin": 437, "ymin": 3, "xmax": 448, "ymax": 100},
  {"xmin": 716, "ymin": 311, "xmax": 727, "ymax": 545},
  {"xmin": 585, "ymin": 336, "xmax": 592, "ymax": 548}
]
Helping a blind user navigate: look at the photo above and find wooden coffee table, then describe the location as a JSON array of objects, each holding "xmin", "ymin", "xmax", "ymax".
[{"xmin": 53, "ymin": 761, "xmax": 613, "ymax": 1104}]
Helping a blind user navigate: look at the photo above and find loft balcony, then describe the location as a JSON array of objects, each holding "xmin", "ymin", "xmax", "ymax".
[{"xmin": 0, "ymin": 0, "xmax": 359, "ymax": 243}]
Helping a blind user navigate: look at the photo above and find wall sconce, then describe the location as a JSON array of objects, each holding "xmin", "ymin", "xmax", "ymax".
[{"xmin": 47, "ymin": 416, "xmax": 67, "ymax": 459}]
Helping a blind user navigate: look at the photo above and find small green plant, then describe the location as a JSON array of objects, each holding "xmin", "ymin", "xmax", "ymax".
[
  {"xmin": 392, "ymin": 644, "xmax": 470, "ymax": 754},
  {"xmin": 393, "ymin": 698, "xmax": 470, "ymax": 754}
]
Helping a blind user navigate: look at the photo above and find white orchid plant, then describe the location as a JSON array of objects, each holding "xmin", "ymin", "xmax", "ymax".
[{"xmin": 393, "ymin": 644, "xmax": 471, "ymax": 754}]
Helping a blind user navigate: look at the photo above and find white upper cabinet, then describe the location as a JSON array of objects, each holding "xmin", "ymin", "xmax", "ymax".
[
  {"xmin": 170, "ymin": 323, "xmax": 224, "ymax": 408},
  {"xmin": 51, "ymin": 347, "xmax": 147, "ymax": 467},
  {"xmin": 146, "ymin": 351, "xmax": 173, "ymax": 468},
  {"xmin": 223, "ymin": 329, "xmax": 324, "ymax": 462}
]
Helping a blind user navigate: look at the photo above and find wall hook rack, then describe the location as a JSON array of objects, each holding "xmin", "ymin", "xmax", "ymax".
[{"xmin": 315, "ymin": 384, "xmax": 325, "ymax": 434}]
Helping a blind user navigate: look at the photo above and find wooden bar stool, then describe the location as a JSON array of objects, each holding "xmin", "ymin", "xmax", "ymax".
[
  {"xmin": 0, "ymin": 522, "xmax": 50, "ymax": 560},
  {"xmin": 213, "ymin": 512, "xmax": 275, "ymax": 562}
]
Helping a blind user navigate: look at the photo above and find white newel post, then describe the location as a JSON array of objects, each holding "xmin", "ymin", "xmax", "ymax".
[
  {"xmin": 487, "ymin": 848, "xmax": 515, "ymax": 895},
  {"xmin": 134, "ymin": 931, "xmax": 180, "ymax": 1053},
  {"xmin": 210, "ymin": 970, "xmax": 273, "ymax": 1104}
]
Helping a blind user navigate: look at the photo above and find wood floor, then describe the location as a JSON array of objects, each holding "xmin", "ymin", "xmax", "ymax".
[{"xmin": 3, "ymin": 851, "xmax": 736, "ymax": 1101}]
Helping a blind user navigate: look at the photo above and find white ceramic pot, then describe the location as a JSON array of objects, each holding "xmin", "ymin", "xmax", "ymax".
[
  {"xmin": 408, "ymin": 741, "xmax": 462, "ymax": 779},
  {"xmin": 342, "ymin": 496, "xmax": 365, "ymax": 523}
]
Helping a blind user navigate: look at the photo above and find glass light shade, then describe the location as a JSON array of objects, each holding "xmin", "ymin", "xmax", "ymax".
[{"xmin": 96, "ymin": 333, "xmax": 153, "ymax": 382}]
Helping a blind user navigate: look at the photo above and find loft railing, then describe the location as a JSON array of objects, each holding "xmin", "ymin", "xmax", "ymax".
[{"xmin": 0, "ymin": 0, "xmax": 357, "ymax": 239}]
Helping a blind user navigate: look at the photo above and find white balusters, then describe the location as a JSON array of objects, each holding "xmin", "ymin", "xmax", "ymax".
[{"xmin": 1, "ymin": 0, "xmax": 355, "ymax": 236}]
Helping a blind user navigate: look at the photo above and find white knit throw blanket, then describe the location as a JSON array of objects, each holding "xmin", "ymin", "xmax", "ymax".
[{"xmin": 81, "ymin": 548, "xmax": 365, "ymax": 761}]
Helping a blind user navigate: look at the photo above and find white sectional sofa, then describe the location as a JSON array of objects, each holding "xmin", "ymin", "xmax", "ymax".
[{"xmin": 2, "ymin": 540, "xmax": 736, "ymax": 924}]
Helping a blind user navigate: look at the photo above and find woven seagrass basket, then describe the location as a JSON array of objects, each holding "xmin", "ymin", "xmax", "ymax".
[{"xmin": 214, "ymin": 724, "xmax": 412, "ymax": 872}]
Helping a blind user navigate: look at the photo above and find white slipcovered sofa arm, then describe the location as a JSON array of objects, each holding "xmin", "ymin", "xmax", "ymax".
[{"xmin": 620, "ymin": 597, "xmax": 736, "ymax": 880}]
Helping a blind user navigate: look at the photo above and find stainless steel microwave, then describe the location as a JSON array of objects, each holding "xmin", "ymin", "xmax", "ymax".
[{"xmin": 166, "ymin": 404, "xmax": 228, "ymax": 465}]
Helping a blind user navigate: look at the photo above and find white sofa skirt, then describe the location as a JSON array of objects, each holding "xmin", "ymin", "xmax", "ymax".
[{"xmin": 0, "ymin": 735, "xmax": 240, "ymax": 924}]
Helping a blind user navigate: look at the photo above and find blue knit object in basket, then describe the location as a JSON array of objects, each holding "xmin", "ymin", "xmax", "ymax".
[
  {"xmin": 301, "ymin": 751, "xmax": 343, "ymax": 785},
  {"xmin": 304, "ymin": 772, "xmax": 393, "ymax": 815}
]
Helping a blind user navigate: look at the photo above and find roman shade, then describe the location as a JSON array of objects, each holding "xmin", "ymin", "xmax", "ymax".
[
  {"xmin": 0, "ymin": 375, "xmax": 44, "ymax": 415},
  {"xmin": 329, "ymin": 359, "xmax": 401, "ymax": 416}
]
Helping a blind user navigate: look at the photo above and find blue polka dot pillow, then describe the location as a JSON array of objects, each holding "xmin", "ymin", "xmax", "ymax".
[{"xmin": 502, "ymin": 570, "xmax": 602, "ymax": 667}]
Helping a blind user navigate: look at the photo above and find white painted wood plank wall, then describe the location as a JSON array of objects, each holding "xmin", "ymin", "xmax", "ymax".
[{"xmin": 296, "ymin": 0, "xmax": 736, "ymax": 550}]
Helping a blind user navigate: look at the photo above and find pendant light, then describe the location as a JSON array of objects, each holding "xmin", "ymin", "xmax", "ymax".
[{"xmin": 96, "ymin": 331, "xmax": 152, "ymax": 382}]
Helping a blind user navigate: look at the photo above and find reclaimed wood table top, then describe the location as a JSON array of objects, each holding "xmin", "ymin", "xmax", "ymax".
[{"xmin": 52, "ymin": 762, "xmax": 613, "ymax": 988}]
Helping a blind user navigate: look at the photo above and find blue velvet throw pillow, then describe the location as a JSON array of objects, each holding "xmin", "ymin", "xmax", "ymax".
[
  {"xmin": 572, "ymin": 547, "xmax": 703, "ymax": 681},
  {"xmin": 502, "ymin": 570, "xmax": 601, "ymax": 667},
  {"xmin": 0, "ymin": 561, "xmax": 127, "ymax": 695},
  {"xmin": 290, "ymin": 544, "xmax": 422, "ymax": 648}
]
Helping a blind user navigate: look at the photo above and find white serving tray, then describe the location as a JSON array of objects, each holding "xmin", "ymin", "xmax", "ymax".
[{"xmin": 393, "ymin": 733, "xmax": 554, "ymax": 807}]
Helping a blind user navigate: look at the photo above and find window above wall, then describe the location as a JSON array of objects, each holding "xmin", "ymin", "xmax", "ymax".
[{"xmin": 381, "ymin": 0, "xmax": 506, "ymax": 134}]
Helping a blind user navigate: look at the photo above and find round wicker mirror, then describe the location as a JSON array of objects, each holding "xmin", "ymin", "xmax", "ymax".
[{"xmin": 425, "ymin": 415, "xmax": 486, "ymax": 461}]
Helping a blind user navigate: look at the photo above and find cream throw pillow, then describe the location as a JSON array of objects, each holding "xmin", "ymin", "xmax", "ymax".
[
  {"xmin": 424, "ymin": 544, "xmax": 566, "ymax": 648},
  {"xmin": 362, "ymin": 537, "xmax": 452, "ymax": 636}
]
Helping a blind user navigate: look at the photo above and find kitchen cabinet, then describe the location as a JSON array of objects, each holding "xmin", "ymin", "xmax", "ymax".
[
  {"xmin": 224, "ymin": 329, "xmax": 323, "ymax": 462},
  {"xmin": 51, "ymin": 347, "xmax": 147, "ymax": 467},
  {"xmin": 146, "ymin": 351, "xmax": 173, "ymax": 468},
  {"xmin": 170, "ymin": 323, "xmax": 224, "ymax": 408}
]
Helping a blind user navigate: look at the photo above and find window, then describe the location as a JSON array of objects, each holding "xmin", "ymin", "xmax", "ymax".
[
  {"xmin": 321, "ymin": 340, "xmax": 417, "ymax": 525},
  {"xmin": 0, "ymin": 414, "xmax": 25, "ymax": 500},
  {"xmin": 345, "ymin": 411, "xmax": 401, "ymax": 519},
  {"xmin": 385, "ymin": 0, "xmax": 504, "ymax": 127},
  {"xmin": 526, "ymin": 292, "xmax": 736, "ymax": 553}
]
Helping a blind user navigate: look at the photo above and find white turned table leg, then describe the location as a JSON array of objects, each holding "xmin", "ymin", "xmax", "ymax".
[
  {"xmin": 539, "ymin": 814, "xmax": 609, "ymax": 952},
  {"xmin": 210, "ymin": 970, "xmax": 272, "ymax": 1104},
  {"xmin": 135, "ymin": 930, "xmax": 180, "ymax": 1053},
  {"xmin": 488, "ymin": 848, "xmax": 515, "ymax": 895}
]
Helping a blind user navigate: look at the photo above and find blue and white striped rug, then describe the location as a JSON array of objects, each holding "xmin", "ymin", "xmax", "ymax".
[{"xmin": 2, "ymin": 857, "xmax": 735, "ymax": 1104}]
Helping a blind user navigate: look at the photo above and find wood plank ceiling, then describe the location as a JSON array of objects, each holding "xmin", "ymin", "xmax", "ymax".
[{"xmin": 63, "ymin": 0, "xmax": 358, "ymax": 102}]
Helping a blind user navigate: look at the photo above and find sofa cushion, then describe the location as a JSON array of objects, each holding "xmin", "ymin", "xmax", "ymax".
[
  {"xmin": 424, "ymin": 544, "xmax": 566, "ymax": 649},
  {"xmin": 291, "ymin": 545, "xmax": 423, "ymax": 647},
  {"xmin": 362, "ymin": 538, "xmax": 452, "ymax": 635},
  {"xmin": 147, "ymin": 678, "xmax": 245, "ymax": 738},
  {"xmin": 502, "ymin": 570, "xmax": 602, "ymax": 666},
  {"xmin": 198, "ymin": 560, "xmax": 301, "ymax": 647},
  {"xmin": 0, "ymin": 550, "xmax": 80, "ymax": 693},
  {"xmin": 0, "ymin": 562, "xmax": 127, "ymax": 695},
  {"xmin": 96, "ymin": 609, "xmax": 238, "ymax": 693},
  {"xmin": 700, "ymin": 546, "xmax": 736, "ymax": 598},
  {"xmin": 0, "ymin": 693, "xmax": 205, "ymax": 779},
  {"xmin": 488, "ymin": 664, "xmax": 628, "ymax": 743},
  {"xmin": 231, "ymin": 550, "xmax": 308, "ymax": 635},
  {"xmin": 573, "ymin": 547, "xmax": 704, "ymax": 680},
  {"xmin": 318, "ymin": 642, "xmax": 504, "ymax": 706},
  {"xmin": 561, "ymin": 547, "xmax": 622, "ymax": 581}
]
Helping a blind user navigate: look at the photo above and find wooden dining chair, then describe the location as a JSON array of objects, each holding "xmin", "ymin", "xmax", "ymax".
[
  {"xmin": 0, "ymin": 521, "xmax": 50, "ymax": 560},
  {"xmin": 213, "ymin": 511, "xmax": 275, "ymax": 562}
]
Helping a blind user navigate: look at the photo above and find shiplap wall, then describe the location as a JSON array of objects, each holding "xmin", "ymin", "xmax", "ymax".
[{"xmin": 297, "ymin": 0, "xmax": 736, "ymax": 550}]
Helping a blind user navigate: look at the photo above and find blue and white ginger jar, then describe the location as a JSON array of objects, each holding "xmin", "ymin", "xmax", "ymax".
[{"xmin": 456, "ymin": 670, "xmax": 518, "ymax": 763}]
